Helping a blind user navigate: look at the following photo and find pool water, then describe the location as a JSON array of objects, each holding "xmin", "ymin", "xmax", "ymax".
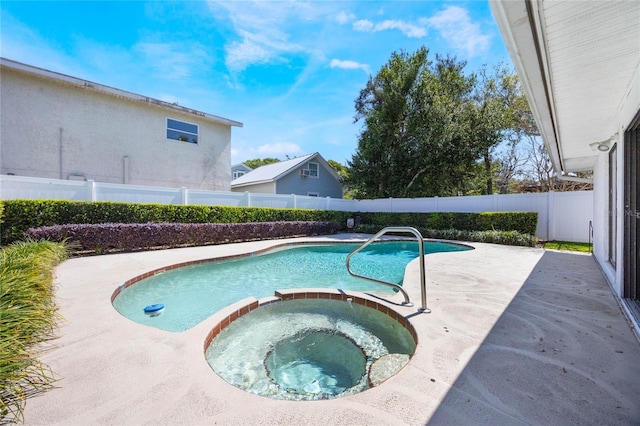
[
  {"xmin": 205, "ymin": 298, "xmax": 417, "ymax": 400},
  {"xmin": 113, "ymin": 241, "xmax": 470, "ymax": 332}
]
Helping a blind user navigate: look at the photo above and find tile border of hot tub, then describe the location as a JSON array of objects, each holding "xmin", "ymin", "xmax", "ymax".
[{"xmin": 202, "ymin": 288, "xmax": 418, "ymax": 352}]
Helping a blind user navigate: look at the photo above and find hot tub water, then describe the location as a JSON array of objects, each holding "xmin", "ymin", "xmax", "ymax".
[{"xmin": 205, "ymin": 298, "xmax": 416, "ymax": 400}]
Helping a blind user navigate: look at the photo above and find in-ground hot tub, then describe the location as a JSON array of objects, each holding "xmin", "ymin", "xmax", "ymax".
[{"xmin": 204, "ymin": 290, "xmax": 417, "ymax": 401}]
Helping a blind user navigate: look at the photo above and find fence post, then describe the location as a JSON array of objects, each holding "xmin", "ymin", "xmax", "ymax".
[
  {"xmin": 181, "ymin": 187, "xmax": 188, "ymax": 205},
  {"xmin": 86, "ymin": 179, "xmax": 96, "ymax": 201},
  {"xmin": 326, "ymin": 196, "xmax": 331, "ymax": 210},
  {"xmin": 244, "ymin": 191, "xmax": 251, "ymax": 207},
  {"xmin": 547, "ymin": 190, "xmax": 555, "ymax": 241},
  {"xmin": 292, "ymin": 194, "xmax": 297, "ymax": 209}
]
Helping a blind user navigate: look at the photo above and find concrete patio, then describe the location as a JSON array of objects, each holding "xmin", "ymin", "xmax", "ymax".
[{"xmin": 23, "ymin": 235, "xmax": 640, "ymax": 425}]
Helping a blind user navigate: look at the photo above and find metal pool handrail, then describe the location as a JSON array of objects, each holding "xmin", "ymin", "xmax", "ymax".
[{"xmin": 345, "ymin": 226, "xmax": 431, "ymax": 313}]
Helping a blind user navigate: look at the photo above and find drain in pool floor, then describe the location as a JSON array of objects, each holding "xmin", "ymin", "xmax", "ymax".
[{"xmin": 264, "ymin": 329, "xmax": 368, "ymax": 398}]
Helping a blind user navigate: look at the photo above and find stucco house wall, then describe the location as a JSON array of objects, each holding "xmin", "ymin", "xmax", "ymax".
[{"xmin": 0, "ymin": 59, "xmax": 242, "ymax": 190}]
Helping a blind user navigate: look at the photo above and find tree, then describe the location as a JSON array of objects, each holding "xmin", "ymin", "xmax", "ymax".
[
  {"xmin": 327, "ymin": 160, "xmax": 359, "ymax": 199},
  {"xmin": 327, "ymin": 160, "xmax": 348, "ymax": 179},
  {"xmin": 468, "ymin": 64, "xmax": 532, "ymax": 194},
  {"xmin": 347, "ymin": 49, "xmax": 476, "ymax": 198},
  {"xmin": 348, "ymin": 48, "xmax": 545, "ymax": 198},
  {"xmin": 521, "ymin": 135, "xmax": 593, "ymax": 192},
  {"xmin": 243, "ymin": 158, "xmax": 280, "ymax": 169}
]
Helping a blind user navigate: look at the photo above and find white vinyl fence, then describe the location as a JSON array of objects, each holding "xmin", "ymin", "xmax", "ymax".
[{"xmin": 0, "ymin": 174, "xmax": 594, "ymax": 242}]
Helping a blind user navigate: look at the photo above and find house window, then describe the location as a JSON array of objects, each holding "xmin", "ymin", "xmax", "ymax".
[
  {"xmin": 233, "ymin": 170, "xmax": 246, "ymax": 180},
  {"xmin": 307, "ymin": 162, "xmax": 319, "ymax": 177},
  {"xmin": 167, "ymin": 118, "xmax": 198, "ymax": 144}
]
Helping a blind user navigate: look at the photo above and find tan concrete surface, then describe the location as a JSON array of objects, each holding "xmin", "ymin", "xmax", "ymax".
[{"xmin": 22, "ymin": 235, "xmax": 640, "ymax": 425}]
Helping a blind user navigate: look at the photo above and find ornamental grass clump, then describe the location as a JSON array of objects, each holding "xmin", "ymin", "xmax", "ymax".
[{"xmin": 0, "ymin": 240, "xmax": 68, "ymax": 423}]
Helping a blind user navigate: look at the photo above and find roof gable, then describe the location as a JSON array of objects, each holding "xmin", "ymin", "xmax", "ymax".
[{"xmin": 231, "ymin": 153, "xmax": 341, "ymax": 187}]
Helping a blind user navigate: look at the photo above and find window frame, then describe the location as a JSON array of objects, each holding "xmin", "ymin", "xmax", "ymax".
[
  {"xmin": 166, "ymin": 118, "xmax": 199, "ymax": 144},
  {"xmin": 307, "ymin": 162, "xmax": 319, "ymax": 178}
]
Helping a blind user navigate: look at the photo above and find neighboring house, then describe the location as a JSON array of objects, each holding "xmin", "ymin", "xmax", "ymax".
[
  {"xmin": 231, "ymin": 153, "xmax": 343, "ymax": 198},
  {"xmin": 491, "ymin": 2, "xmax": 640, "ymax": 331},
  {"xmin": 231, "ymin": 163, "xmax": 252, "ymax": 180},
  {"xmin": 0, "ymin": 58, "xmax": 242, "ymax": 190}
]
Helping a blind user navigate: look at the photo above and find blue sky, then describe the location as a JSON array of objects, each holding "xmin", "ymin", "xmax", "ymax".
[{"xmin": 0, "ymin": 1, "xmax": 512, "ymax": 165}]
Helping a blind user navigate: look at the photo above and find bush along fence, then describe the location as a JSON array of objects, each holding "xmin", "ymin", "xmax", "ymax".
[
  {"xmin": 1, "ymin": 199, "xmax": 538, "ymax": 251},
  {"xmin": 25, "ymin": 221, "xmax": 342, "ymax": 254}
]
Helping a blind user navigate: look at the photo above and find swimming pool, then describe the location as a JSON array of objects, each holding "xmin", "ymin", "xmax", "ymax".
[{"xmin": 112, "ymin": 240, "xmax": 471, "ymax": 332}]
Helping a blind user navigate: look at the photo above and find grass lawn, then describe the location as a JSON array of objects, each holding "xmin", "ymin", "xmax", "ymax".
[{"xmin": 543, "ymin": 240, "xmax": 592, "ymax": 253}]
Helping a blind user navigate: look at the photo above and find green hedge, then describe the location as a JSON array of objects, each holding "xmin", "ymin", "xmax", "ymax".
[
  {"xmin": 0, "ymin": 200, "xmax": 351, "ymax": 245},
  {"xmin": 354, "ymin": 224, "xmax": 535, "ymax": 247},
  {"xmin": 354, "ymin": 211, "xmax": 537, "ymax": 235},
  {"xmin": 0, "ymin": 200, "xmax": 538, "ymax": 246}
]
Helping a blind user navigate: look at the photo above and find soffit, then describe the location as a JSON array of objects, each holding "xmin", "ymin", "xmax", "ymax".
[
  {"xmin": 491, "ymin": 0, "xmax": 640, "ymax": 173},
  {"xmin": 541, "ymin": 0, "xmax": 639, "ymax": 171}
]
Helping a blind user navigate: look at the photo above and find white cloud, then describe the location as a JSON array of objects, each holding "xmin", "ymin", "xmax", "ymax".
[
  {"xmin": 226, "ymin": 38, "xmax": 274, "ymax": 71},
  {"xmin": 353, "ymin": 18, "xmax": 426, "ymax": 38},
  {"xmin": 208, "ymin": 1, "xmax": 323, "ymax": 72},
  {"xmin": 353, "ymin": 19, "xmax": 374, "ymax": 32},
  {"xmin": 134, "ymin": 42, "xmax": 208, "ymax": 79},
  {"xmin": 329, "ymin": 59, "xmax": 370, "ymax": 74},
  {"xmin": 335, "ymin": 11, "xmax": 355, "ymax": 25},
  {"xmin": 422, "ymin": 6, "xmax": 491, "ymax": 57}
]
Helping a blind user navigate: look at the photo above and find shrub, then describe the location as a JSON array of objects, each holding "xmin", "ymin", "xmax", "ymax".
[
  {"xmin": 25, "ymin": 221, "xmax": 342, "ymax": 254},
  {"xmin": 355, "ymin": 211, "xmax": 537, "ymax": 235},
  {"xmin": 354, "ymin": 224, "xmax": 535, "ymax": 247},
  {"xmin": 0, "ymin": 240, "xmax": 68, "ymax": 422},
  {"xmin": 0, "ymin": 200, "xmax": 352, "ymax": 245},
  {"xmin": 1, "ymin": 199, "xmax": 538, "ymax": 248}
]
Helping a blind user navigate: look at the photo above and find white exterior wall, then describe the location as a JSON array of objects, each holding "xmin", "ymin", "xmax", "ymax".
[
  {"xmin": 1, "ymin": 66, "xmax": 232, "ymax": 190},
  {"xmin": 592, "ymin": 75, "xmax": 639, "ymax": 299}
]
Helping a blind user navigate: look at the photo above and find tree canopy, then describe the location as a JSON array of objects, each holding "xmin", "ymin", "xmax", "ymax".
[
  {"xmin": 347, "ymin": 47, "xmax": 536, "ymax": 198},
  {"xmin": 243, "ymin": 158, "xmax": 280, "ymax": 169}
]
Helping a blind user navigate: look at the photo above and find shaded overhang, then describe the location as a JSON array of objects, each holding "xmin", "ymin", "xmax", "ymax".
[{"xmin": 490, "ymin": 0, "xmax": 640, "ymax": 174}]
